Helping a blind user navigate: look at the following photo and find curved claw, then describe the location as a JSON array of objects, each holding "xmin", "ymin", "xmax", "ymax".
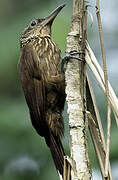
[
  {"xmin": 61, "ymin": 56, "xmax": 69, "ymax": 73},
  {"xmin": 61, "ymin": 50, "xmax": 85, "ymax": 73}
]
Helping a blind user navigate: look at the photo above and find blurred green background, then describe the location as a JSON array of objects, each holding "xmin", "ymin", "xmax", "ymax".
[{"xmin": 0, "ymin": 0, "xmax": 118, "ymax": 179}]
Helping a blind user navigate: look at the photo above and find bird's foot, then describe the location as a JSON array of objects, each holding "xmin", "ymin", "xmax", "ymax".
[{"xmin": 61, "ymin": 50, "xmax": 85, "ymax": 73}]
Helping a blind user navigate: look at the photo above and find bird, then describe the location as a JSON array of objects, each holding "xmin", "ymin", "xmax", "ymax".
[{"xmin": 18, "ymin": 4, "xmax": 66, "ymax": 177}]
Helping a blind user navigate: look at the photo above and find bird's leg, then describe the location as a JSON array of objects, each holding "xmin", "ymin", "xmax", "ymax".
[{"xmin": 61, "ymin": 50, "xmax": 85, "ymax": 73}]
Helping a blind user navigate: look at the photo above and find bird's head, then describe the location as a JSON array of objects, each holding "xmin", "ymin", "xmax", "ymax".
[{"xmin": 20, "ymin": 4, "xmax": 65, "ymax": 46}]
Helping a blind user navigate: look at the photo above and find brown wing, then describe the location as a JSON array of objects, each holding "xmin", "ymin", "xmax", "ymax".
[
  {"xmin": 18, "ymin": 43, "xmax": 48, "ymax": 137},
  {"xmin": 18, "ymin": 43, "xmax": 65, "ymax": 177}
]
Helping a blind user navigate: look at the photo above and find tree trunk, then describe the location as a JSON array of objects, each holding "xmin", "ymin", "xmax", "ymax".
[{"xmin": 65, "ymin": 0, "xmax": 91, "ymax": 179}]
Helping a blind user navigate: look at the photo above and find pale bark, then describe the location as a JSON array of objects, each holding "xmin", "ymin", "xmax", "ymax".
[{"xmin": 65, "ymin": 0, "xmax": 91, "ymax": 179}]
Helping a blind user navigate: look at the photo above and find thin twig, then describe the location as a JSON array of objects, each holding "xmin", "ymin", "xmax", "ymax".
[
  {"xmin": 86, "ymin": 73, "xmax": 112, "ymax": 179},
  {"xmin": 64, "ymin": 156, "xmax": 66, "ymax": 180},
  {"xmin": 96, "ymin": 0, "xmax": 111, "ymax": 177},
  {"xmin": 85, "ymin": 42, "xmax": 118, "ymax": 124}
]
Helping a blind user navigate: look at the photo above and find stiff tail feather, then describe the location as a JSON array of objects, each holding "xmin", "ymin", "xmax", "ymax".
[{"xmin": 45, "ymin": 132, "xmax": 65, "ymax": 177}]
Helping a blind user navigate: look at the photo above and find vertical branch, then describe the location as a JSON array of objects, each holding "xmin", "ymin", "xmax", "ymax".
[
  {"xmin": 96, "ymin": 1, "xmax": 111, "ymax": 177},
  {"xmin": 86, "ymin": 73, "xmax": 112, "ymax": 180},
  {"xmin": 65, "ymin": 0, "xmax": 91, "ymax": 179}
]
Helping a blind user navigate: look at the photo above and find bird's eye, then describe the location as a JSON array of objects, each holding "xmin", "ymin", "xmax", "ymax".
[{"xmin": 31, "ymin": 20, "xmax": 37, "ymax": 26}]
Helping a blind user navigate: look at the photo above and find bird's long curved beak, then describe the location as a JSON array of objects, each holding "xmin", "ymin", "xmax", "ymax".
[{"xmin": 41, "ymin": 4, "xmax": 65, "ymax": 26}]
